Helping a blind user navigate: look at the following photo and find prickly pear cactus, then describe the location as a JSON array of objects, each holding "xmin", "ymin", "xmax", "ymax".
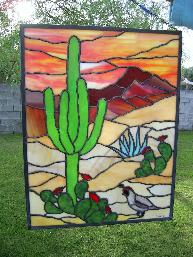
[
  {"xmin": 135, "ymin": 137, "xmax": 172, "ymax": 178},
  {"xmin": 40, "ymin": 179, "xmax": 118, "ymax": 225}
]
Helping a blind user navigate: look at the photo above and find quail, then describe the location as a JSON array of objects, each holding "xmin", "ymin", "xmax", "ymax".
[{"xmin": 119, "ymin": 184, "xmax": 159, "ymax": 217}]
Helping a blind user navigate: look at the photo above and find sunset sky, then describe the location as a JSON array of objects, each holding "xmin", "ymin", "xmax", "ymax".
[{"xmin": 24, "ymin": 28, "xmax": 180, "ymax": 94}]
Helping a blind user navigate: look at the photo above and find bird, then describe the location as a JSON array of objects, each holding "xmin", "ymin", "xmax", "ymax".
[{"xmin": 119, "ymin": 184, "xmax": 159, "ymax": 217}]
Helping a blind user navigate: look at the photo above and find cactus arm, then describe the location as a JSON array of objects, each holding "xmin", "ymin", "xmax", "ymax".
[
  {"xmin": 59, "ymin": 90, "xmax": 74, "ymax": 154},
  {"xmin": 74, "ymin": 79, "xmax": 89, "ymax": 152},
  {"xmin": 67, "ymin": 36, "xmax": 80, "ymax": 142},
  {"xmin": 44, "ymin": 88, "xmax": 65, "ymax": 153},
  {"xmin": 80, "ymin": 99, "xmax": 107, "ymax": 155}
]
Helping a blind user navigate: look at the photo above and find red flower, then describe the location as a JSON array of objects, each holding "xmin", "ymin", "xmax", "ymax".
[
  {"xmin": 105, "ymin": 206, "xmax": 112, "ymax": 214},
  {"xmin": 89, "ymin": 192, "xmax": 100, "ymax": 203},
  {"xmin": 158, "ymin": 135, "xmax": 168, "ymax": 142},
  {"xmin": 141, "ymin": 146, "xmax": 152, "ymax": 155},
  {"xmin": 81, "ymin": 173, "xmax": 92, "ymax": 181},
  {"xmin": 53, "ymin": 187, "xmax": 64, "ymax": 195}
]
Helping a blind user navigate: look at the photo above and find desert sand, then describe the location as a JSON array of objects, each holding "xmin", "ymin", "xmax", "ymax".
[{"xmin": 114, "ymin": 96, "xmax": 176, "ymax": 126}]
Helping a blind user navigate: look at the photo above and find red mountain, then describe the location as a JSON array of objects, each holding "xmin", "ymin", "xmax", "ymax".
[
  {"xmin": 88, "ymin": 68, "xmax": 176, "ymax": 121},
  {"xmin": 127, "ymin": 96, "xmax": 152, "ymax": 108},
  {"xmin": 122, "ymin": 80, "xmax": 168, "ymax": 100},
  {"xmin": 114, "ymin": 67, "xmax": 152, "ymax": 88},
  {"xmin": 142, "ymin": 76, "xmax": 176, "ymax": 92},
  {"xmin": 88, "ymin": 67, "xmax": 175, "ymax": 106},
  {"xmin": 89, "ymin": 85, "xmax": 124, "ymax": 106}
]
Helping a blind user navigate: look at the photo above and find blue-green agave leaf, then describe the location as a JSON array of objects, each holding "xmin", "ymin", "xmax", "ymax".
[
  {"xmin": 128, "ymin": 130, "xmax": 135, "ymax": 156},
  {"xmin": 134, "ymin": 127, "xmax": 141, "ymax": 155}
]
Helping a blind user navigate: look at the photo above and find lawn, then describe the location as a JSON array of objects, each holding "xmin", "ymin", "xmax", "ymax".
[{"xmin": 0, "ymin": 132, "xmax": 193, "ymax": 257}]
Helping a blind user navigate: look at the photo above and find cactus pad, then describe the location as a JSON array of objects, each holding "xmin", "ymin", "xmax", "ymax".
[
  {"xmin": 40, "ymin": 190, "xmax": 57, "ymax": 203},
  {"xmin": 58, "ymin": 193, "xmax": 74, "ymax": 215},
  {"xmin": 144, "ymin": 150, "xmax": 155, "ymax": 161},
  {"xmin": 98, "ymin": 198, "xmax": 108, "ymax": 212},
  {"xmin": 104, "ymin": 212, "xmax": 118, "ymax": 223},
  {"xmin": 86, "ymin": 211, "xmax": 105, "ymax": 224},
  {"xmin": 158, "ymin": 142, "xmax": 172, "ymax": 162},
  {"xmin": 75, "ymin": 181, "xmax": 88, "ymax": 200},
  {"xmin": 74, "ymin": 199, "xmax": 91, "ymax": 220},
  {"xmin": 154, "ymin": 157, "xmax": 167, "ymax": 174},
  {"xmin": 44, "ymin": 202, "xmax": 63, "ymax": 214}
]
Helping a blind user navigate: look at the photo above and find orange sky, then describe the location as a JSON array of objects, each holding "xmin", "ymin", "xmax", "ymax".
[{"xmin": 24, "ymin": 28, "xmax": 180, "ymax": 94}]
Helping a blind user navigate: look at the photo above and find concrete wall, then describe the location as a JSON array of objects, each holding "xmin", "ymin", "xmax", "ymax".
[
  {"xmin": 179, "ymin": 90, "xmax": 193, "ymax": 130},
  {"xmin": 0, "ymin": 85, "xmax": 22, "ymax": 133},
  {"xmin": 0, "ymin": 85, "xmax": 193, "ymax": 133}
]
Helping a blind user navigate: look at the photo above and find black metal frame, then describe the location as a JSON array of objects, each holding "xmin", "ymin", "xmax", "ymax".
[{"xmin": 20, "ymin": 24, "xmax": 182, "ymax": 230}]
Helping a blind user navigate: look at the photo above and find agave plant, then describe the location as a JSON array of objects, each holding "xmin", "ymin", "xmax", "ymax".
[{"xmin": 110, "ymin": 127, "xmax": 148, "ymax": 158}]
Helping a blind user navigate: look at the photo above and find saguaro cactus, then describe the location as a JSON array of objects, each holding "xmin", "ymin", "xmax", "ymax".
[{"xmin": 44, "ymin": 36, "xmax": 107, "ymax": 204}]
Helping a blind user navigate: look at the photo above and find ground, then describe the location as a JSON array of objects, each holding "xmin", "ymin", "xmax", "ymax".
[
  {"xmin": 27, "ymin": 97, "xmax": 177, "ymax": 225},
  {"xmin": 0, "ymin": 132, "xmax": 193, "ymax": 257}
]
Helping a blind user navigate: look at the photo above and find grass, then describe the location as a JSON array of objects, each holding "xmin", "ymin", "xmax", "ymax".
[{"xmin": 0, "ymin": 132, "xmax": 193, "ymax": 257}]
